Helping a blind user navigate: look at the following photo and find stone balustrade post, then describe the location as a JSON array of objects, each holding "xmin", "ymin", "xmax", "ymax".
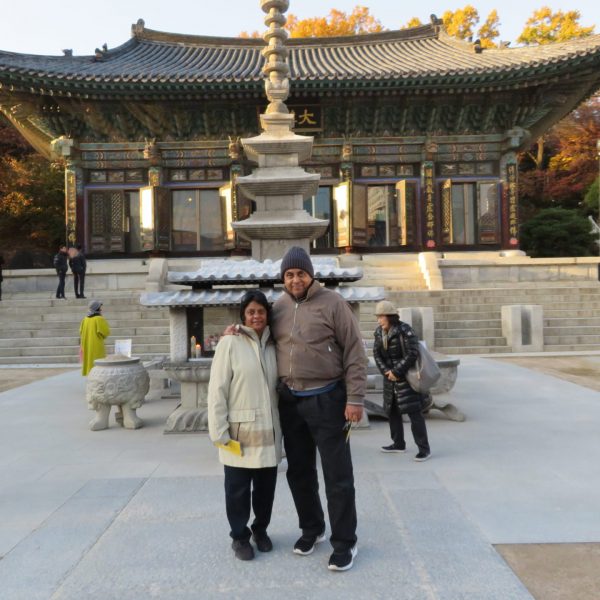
[
  {"xmin": 398, "ymin": 307, "xmax": 435, "ymax": 349},
  {"xmin": 501, "ymin": 305, "xmax": 543, "ymax": 352}
]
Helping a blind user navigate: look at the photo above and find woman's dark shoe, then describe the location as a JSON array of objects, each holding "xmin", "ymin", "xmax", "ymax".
[
  {"xmin": 232, "ymin": 539, "xmax": 254, "ymax": 561},
  {"xmin": 380, "ymin": 444, "xmax": 406, "ymax": 453},
  {"xmin": 252, "ymin": 531, "xmax": 273, "ymax": 552}
]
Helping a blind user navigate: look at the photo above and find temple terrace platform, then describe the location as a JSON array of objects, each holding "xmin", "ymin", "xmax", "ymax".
[{"xmin": 1, "ymin": 356, "xmax": 599, "ymax": 599}]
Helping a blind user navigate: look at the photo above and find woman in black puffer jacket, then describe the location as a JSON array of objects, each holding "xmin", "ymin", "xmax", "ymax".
[{"xmin": 373, "ymin": 301, "xmax": 431, "ymax": 461}]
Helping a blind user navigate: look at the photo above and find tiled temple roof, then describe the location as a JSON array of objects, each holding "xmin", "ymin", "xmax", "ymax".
[
  {"xmin": 1, "ymin": 21, "xmax": 600, "ymax": 96},
  {"xmin": 140, "ymin": 286, "xmax": 385, "ymax": 308},
  {"xmin": 168, "ymin": 258, "xmax": 363, "ymax": 286}
]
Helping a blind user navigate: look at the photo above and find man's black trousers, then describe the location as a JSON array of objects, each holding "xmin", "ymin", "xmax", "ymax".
[
  {"xmin": 56, "ymin": 270, "xmax": 66, "ymax": 298},
  {"xmin": 73, "ymin": 272, "xmax": 85, "ymax": 297},
  {"xmin": 223, "ymin": 465, "xmax": 277, "ymax": 541},
  {"xmin": 279, "ymin": 382, "xmax": 357, "ymax": 553}
]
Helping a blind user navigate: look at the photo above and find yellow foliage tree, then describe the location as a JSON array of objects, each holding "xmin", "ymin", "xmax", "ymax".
[
  {"xmin": 477, "ymin": 9, "xmax": 500, "ymax": 48},
  {"xmin": 285, "ymin": 6, "xmax": 383, "ymax": 37},
  {"xmin": 442, "ymin": 5, "xmax": 479, "ymax": 40},
  {"xmin": 403, "ymin": 6, "xmax": 499, "ymax": 47},
  {"xmin": 401, "ymin": 17, "xmax": 423, "ymax": 29},
  {"xmin": 517, "ymin": 7, "xmax": 594, "ymax": 45}
]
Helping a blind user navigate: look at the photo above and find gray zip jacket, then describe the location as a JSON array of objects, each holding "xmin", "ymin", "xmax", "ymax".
[{"xmin": 272, "ymin": 282, "xmax": 367, "ymax": 406}]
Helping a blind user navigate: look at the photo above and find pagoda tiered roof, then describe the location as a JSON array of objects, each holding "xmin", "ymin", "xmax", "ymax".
[{"xmin": 1, "ymin": 20, "xmax": 600, "ymax": 98}]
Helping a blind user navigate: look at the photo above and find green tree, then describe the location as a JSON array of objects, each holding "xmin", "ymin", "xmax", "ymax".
[
  {"xmin": 520, "ymin": 208, "xmax": 597, "ymax": 257},
  {"xmin": 583, "ymin": 177, "xmax": 600, "ymax": 216},
  {"xmin": 517, "ymin": 7, "xmax": 594, "ymax": 45}
]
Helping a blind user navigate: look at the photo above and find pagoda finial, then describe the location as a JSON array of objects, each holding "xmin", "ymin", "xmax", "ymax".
[{"xmin": 261, "ymin": 0, "xmax": 290, "ymax": 115}]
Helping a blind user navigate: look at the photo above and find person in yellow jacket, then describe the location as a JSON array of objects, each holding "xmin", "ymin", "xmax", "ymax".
[
  {"xmin": 79, "ymin": 300, "xmax": 111, "ymax": 376},
  {"xmin": 208, "ymin": 290, "xmax": 282, "ymax": 562}
]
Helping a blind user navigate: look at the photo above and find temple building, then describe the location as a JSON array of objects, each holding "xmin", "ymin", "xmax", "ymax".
[{"xmin": 1, "ymin": 18, "xmax": 600, "ymax": 256}]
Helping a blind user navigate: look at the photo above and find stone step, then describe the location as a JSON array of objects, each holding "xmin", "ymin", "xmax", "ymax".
[
  {"xmin": 0, "ymin": 343, "xmax": 170, "ymax": 359},
  {"xmin": 544, "ymin": 325, "xmax": 600, "ymax": 336},
  {"xmin": 543, "ymin": 334, "xmax": 600, "ymax": 345},
  {"xmin": 0, "ymin": 325, "xmax": 171, "ymax": 339},
  {"xmin": 384, "ymin": 291, "xmax": 599, "ymax": 304},
  {"xmin": 435, "ymin": 319, "xmax": 502, "ymax": 330},
  {"xmin": 434, "ymin": 336, "xmax": 507, "ymax": 348},
  {"xmin": 433, "ymin": 345, "xmax": 512, "ymax": 354},
  {"xmin": 544, "ymin": 308, "xmax": 600, "ymax": 318},
  {"xmin": 0, "ymin": 334, "xmax": 171, "ymax": 349},
  {"xmin": 544, "ymin": 343, "xmax": 600, "ymax": 351},
  {"xmin": 0, "ymin": 351, "xmax": 167, "ymax": 365}
]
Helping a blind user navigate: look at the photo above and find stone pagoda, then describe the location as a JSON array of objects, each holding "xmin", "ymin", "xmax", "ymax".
[
  {"xmin": 140, "ymin": 0, "xmax": 383, "ymax": 432},
  {"xmin": 232, "ymin": 0, "xmax": 328, "ymax": 260}
]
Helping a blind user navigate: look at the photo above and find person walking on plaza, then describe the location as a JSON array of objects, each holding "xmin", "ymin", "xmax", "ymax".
[
  {"xmin": 79, "ymin": 300, "xmax": 110, "ymax": 376},
  {"xmin": 208, "ymin": 290, "xmax": 282, "ymax": 562},
  {"xmin": 69, "ymin": 244, "xmax": 87, "ymax": 299},
  {"xmin": 274, "ymin": 246, "xmax": 367, "ymax": 572},
  {"xmin": 373, "ymin": 301, "xmax": 431, "ymax": 462},
  {"xmin": 53, "ymin": 245, "xmax": 69, "ymax": 299}
]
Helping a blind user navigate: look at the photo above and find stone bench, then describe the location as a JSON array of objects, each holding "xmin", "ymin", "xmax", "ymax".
[{"xmin": 366, "ymin": 352, "xmax": 465, "ymax": 421}]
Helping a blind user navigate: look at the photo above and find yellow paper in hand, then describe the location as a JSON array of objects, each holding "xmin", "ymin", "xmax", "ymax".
[{"xmin": 215, "ymin": 440, "xmax": 243, "ymax": 456}]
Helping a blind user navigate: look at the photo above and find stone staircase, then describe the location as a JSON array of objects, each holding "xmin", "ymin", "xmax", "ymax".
[
  {"xmin": 0, "ymin": 292, "xmax": 170, "ymax": 365},
  {"xmin": 1, "ymin": 260, "xmax": 600, "ymax": 365},
  {"xmin": 340, "ymin": 253, "xmax": 428, "ymax": 290},
  {"xmin": 359, "ymin": 282, "xmax": 600, "ymax": 354}
]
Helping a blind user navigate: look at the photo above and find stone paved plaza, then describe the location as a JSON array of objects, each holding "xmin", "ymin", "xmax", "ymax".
[{"xmin": 1, "ymin": 357, "xmax": 599, "ymax": 599}]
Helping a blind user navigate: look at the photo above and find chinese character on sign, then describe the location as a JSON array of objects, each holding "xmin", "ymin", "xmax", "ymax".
[{"xmin": 297, "ymin": 109, "xmax": 317, "ymax": 126}]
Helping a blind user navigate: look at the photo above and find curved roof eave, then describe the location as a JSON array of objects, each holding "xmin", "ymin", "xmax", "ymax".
[{"xmin": 0, "ymin": 23, "xmax": 599, "ymax": 93}]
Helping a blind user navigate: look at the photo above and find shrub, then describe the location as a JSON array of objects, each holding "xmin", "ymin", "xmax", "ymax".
[{"xmin": 520, "ymin": 208, "xmax": 597, "ymax": 257}]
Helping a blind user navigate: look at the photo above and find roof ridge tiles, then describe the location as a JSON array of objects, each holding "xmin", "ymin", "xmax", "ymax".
[{"xmin": 134, "ymin": 23, "xmax": 440, "ymax": 49}]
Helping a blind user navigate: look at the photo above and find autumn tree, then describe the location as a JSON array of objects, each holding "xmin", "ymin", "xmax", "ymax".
[
  {"xmin": 402, "ymin": 17, "xmax": 423, "ymax": 29},
  {"xmin": 545, "ymin": 98, "xmax": 600, "ymax": 208},
  {"xmin": 0, "ymin": 118, "xmax": 65, "ymax": 264},
  {"xmin": 442, "ymin": 5, "xmax": 479, "ymax": 40},
  {"xmin": 285, "ymin": 6, "xmax": 383, "ymax": 37},
  {"xmin": 517, "ymin": 7, "xmax": 596, "ymax": 229},
  {"xmin": 517, "ymin": 7, "xmax": 594, "ymax": 45},
  {"xmin": 477, "ymin": 10, "xmax": 500, "ymax": 48},
  {"xmin": 402, "ymin": 6, "xmax": 499, "ymax": 48}
]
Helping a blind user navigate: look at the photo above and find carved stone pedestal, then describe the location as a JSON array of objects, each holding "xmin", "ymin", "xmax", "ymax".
[
  {"xmin": 86, "ymin": 355, "xmax": 149, "ymax": 431},
  {"xmin": 163, "ymin": 359, "xmax": 212, "ymax": 433}
]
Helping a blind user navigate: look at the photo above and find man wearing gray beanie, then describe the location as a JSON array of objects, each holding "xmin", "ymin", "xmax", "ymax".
[{"xmin": 272, "ymin": 245, "xmax": 367, "ymax": 572}]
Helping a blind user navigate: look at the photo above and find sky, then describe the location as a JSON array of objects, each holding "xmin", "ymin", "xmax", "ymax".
[{"xmin": 0, "ymin": 1, "xmax": 598, "ymax": 56}]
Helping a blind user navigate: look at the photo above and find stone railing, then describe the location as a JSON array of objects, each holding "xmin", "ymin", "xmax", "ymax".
[{"xmin": 439, "ymin": 255, "xmax": 600, "ymax": 288}]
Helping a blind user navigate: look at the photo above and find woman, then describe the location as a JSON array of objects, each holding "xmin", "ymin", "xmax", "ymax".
[
  {"xmin": 208, "ymin": 290, "xmax": 282, "ymax": 561},
  {"xmin": 373, "ymin": 300, "xmax": 431, "ymax": 462},
  {"xmin": 79, "ymin": 300, "xmax": 110, "ymax": 376}
]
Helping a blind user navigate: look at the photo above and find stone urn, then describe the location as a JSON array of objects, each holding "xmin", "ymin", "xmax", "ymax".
[{"xmin": 86, "ymin": 355, "xmax": 149, "ymax": 431}]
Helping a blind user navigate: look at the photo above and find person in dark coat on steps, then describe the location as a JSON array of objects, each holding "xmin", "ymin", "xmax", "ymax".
[
  {"xmin": 373, "ymin": 300, "xmax": 431, "ymax": 462},
  {"xmin": 53, "ymin": 245, "xmax": 69, "ymax": 299},
  {"xmin": 69, "ymin": 245, "xmax": 87, "ymax": 298}
]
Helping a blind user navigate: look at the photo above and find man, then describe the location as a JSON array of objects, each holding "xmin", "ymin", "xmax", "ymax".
[
  {"xmin": 69, "ymin": 244, "xmax": 87, "ymax": 298},
  {"xmin": 273, "ymin": 246, "xmax": 367, "ymax": 572},
  {"xmin": 53, "ymin": 245, "xmax": 69, "ymax": 299}
]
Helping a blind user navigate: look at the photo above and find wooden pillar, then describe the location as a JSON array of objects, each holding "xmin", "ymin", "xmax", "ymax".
[
  {"xmin": 421, "ymin": 160, "xmax": 437, "ymax": 250},
  {"xmin": 500, "ymin": 152, "xmax": 519, "ymax": 249}
]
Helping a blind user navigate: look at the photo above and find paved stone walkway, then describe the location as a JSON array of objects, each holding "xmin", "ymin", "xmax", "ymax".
[{"xmin": 1, "ymin": 357, "xmax": 599, "ymax": 598}]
